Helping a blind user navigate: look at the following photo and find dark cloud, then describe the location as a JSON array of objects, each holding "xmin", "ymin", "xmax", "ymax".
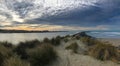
[
  {"xmin": 25, "ymin": 0, "xmax": 120, "ymax": 28},
  {"xmin": 13, "ymin": 1, "xmax": 34, "ymax": 18}
]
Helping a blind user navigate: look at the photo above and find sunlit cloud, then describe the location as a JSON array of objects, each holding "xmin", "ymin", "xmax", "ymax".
[
  {"xmin": 0, "ymin": 22, "xmax": 12, "ymax": 26},
  {"xmin": 12, "ymin": 14, "xmax": 24, "ymax": 22},
  {"xmin": 0, "ymin": 23, "xmax": 109, "ymax": 31}
]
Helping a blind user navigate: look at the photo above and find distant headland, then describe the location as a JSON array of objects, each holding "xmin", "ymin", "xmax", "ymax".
[{"xmin": 0, "ymin": 29, "xmax": 68, "ymax": 33}]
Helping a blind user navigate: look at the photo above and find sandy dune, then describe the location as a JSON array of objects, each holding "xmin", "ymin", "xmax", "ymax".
[{"xmin": 49, "ymin": 38, "xmax": 120, "ymax": 66}]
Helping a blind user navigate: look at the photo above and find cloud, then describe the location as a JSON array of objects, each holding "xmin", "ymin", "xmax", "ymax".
[
  {"xmin": 22, "ymin": 0, "xmax": 120, "ymax": 28},
  {"xmin": 0, "ymin": 0, "xmax": 120, "ymax": 30},
  {"xmin": 0, "ymin": 23, "xmax": 109, "ymax": 31},
  {"xmin": 27, "ymin": 0, "xmax": 120, "ymax": 26}
]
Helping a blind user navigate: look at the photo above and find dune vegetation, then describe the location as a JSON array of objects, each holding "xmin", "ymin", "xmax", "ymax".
[
  {"xmin": 78, "ymin": 32, "xmax": 120, "ymax": 62},
  {"xmin": 65, "ymin": 42, "xmax": 79, "ymax": 53},
  {"xmin": 0, "ymin": 32, "xmax": 120, "ymax": 66},
  {"xmin": 88, "ymin": 43, "xmax": 120, "ymax": 61},
  {"xmin": 0, "ymin": 37, "xmax": 59, "ymax": 66}
]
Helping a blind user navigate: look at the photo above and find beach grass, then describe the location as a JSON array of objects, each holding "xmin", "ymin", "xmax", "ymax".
[
  {"xmin": 65, "ymin": 42, "xmax": 79, "ymax": 53},
  {"xmin": 88, "ymin": 43, "xmax": 120, "ymax": 61},
  {"xmin": 3, "ymin": 55, "xmax": 30, "ymax": 66}
]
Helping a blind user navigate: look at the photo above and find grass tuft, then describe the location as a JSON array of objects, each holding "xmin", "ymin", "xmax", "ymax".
[{"xmin": 65, "ymin": 42, "xmax": 79, "ymax": 53}]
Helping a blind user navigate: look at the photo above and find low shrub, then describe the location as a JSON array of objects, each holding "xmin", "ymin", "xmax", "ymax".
[
  {"xmin": 51, "ymin": 38, "xmax": 56, "ymax": 45},
  {"xmin": 13, "ymin": 39, "xmax": 41, "ymax": 59},
  {"xmin": 65, "ymin": 42, "xmax": 79, "ymax": 53},
  {"xmin": 13, "ymin": 47, "xmax": 28, "ymax": 59},
  {"xmin": 28, "ymin": 44, "xmax": 57, "ymax": 66},
  {"xmin": 43, "ymin": 36, "xmax": 61, "ymax": 46},
  {"xmin": 50, "ymin": 36, "xmax": 61, "ymax": 46},
  {"xmin": 43, "ymin": 38, "xmax": 51, "ymax": 43},
  {"xmin": 18, "ymin": 39, "xmax": 41, "ymax": 48},
  {"xmin": 64, "ymin": 38, "xmax": 69, "ymax": 43},
  {"xmin": 55, "ymin": 36, "xmax": 61, "ymax": 45}
]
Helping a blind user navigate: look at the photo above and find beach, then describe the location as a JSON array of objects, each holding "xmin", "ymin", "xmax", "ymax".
[{"xmin": 98, "ymin": 38, "xmax": 120, "ymax": 47}]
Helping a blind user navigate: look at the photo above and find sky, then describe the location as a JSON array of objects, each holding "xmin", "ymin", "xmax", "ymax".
[{"xmin": 0, "ymin": 0, "xmax": 120, "ymax": 31}]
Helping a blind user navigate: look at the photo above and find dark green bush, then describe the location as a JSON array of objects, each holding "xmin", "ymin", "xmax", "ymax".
[
  {"xmin": 43, "ymin": 38, "xmax": 51, "ymax": 43},
  {"xmin": 50, "ymin": 36, "xmax": 61, "ymax": 46},
  {"xmin": 65, "ymin": 42, "xmax": 79, "ymax": 53},
  {"xmin": 13, "ymin": 39, "xmax": 41, "ymax": 59},
  {"xmin": 51, "ymin": 38, "xmax": 56, "ymax": 45},
  {"xmin": 18, "ymin": 39, "xmax": 41, "ymax": 48},
  {"xmin": 28, "ymin": 44, "xmax": 57, "ymax": 66},
  {"xmin": 54, "ymin": 36, "xmax": 61, "ymax": 45},
  {"xmin": 13, "ymin": 47, "xmax": 28, "ymax": 59}
]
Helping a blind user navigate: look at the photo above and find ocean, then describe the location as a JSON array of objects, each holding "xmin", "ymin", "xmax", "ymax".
[{"xmin": 86, "ymin": 30, "xmax": 120, "ymax": 38}]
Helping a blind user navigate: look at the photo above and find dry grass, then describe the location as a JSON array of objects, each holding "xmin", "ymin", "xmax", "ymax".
[
  {"xmin": 80, "ymin": 37, "xmax": 96, "ymax": 46},
  {"xmin": 65, "ymin": 42, "xmax": 79, "ymax": 53},
  {"xmin": 3, "ymin": 55, "xmax": 30, "ymax": 66},
  {"xmin": 88, "ymin": 42, "xmax": 120, "ymax": 61},
  {"xmin": 0, "ymin": 44, "xmax": 13, "ymax": 66},
  {"xmin": 79, "ymin": 33, "xmax": 120, "ymax": 62}
]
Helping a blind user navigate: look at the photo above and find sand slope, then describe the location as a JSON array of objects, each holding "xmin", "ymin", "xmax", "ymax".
[{"xmin": 49, "ymin": 38, "xmax": 120, "ymax": 66}]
